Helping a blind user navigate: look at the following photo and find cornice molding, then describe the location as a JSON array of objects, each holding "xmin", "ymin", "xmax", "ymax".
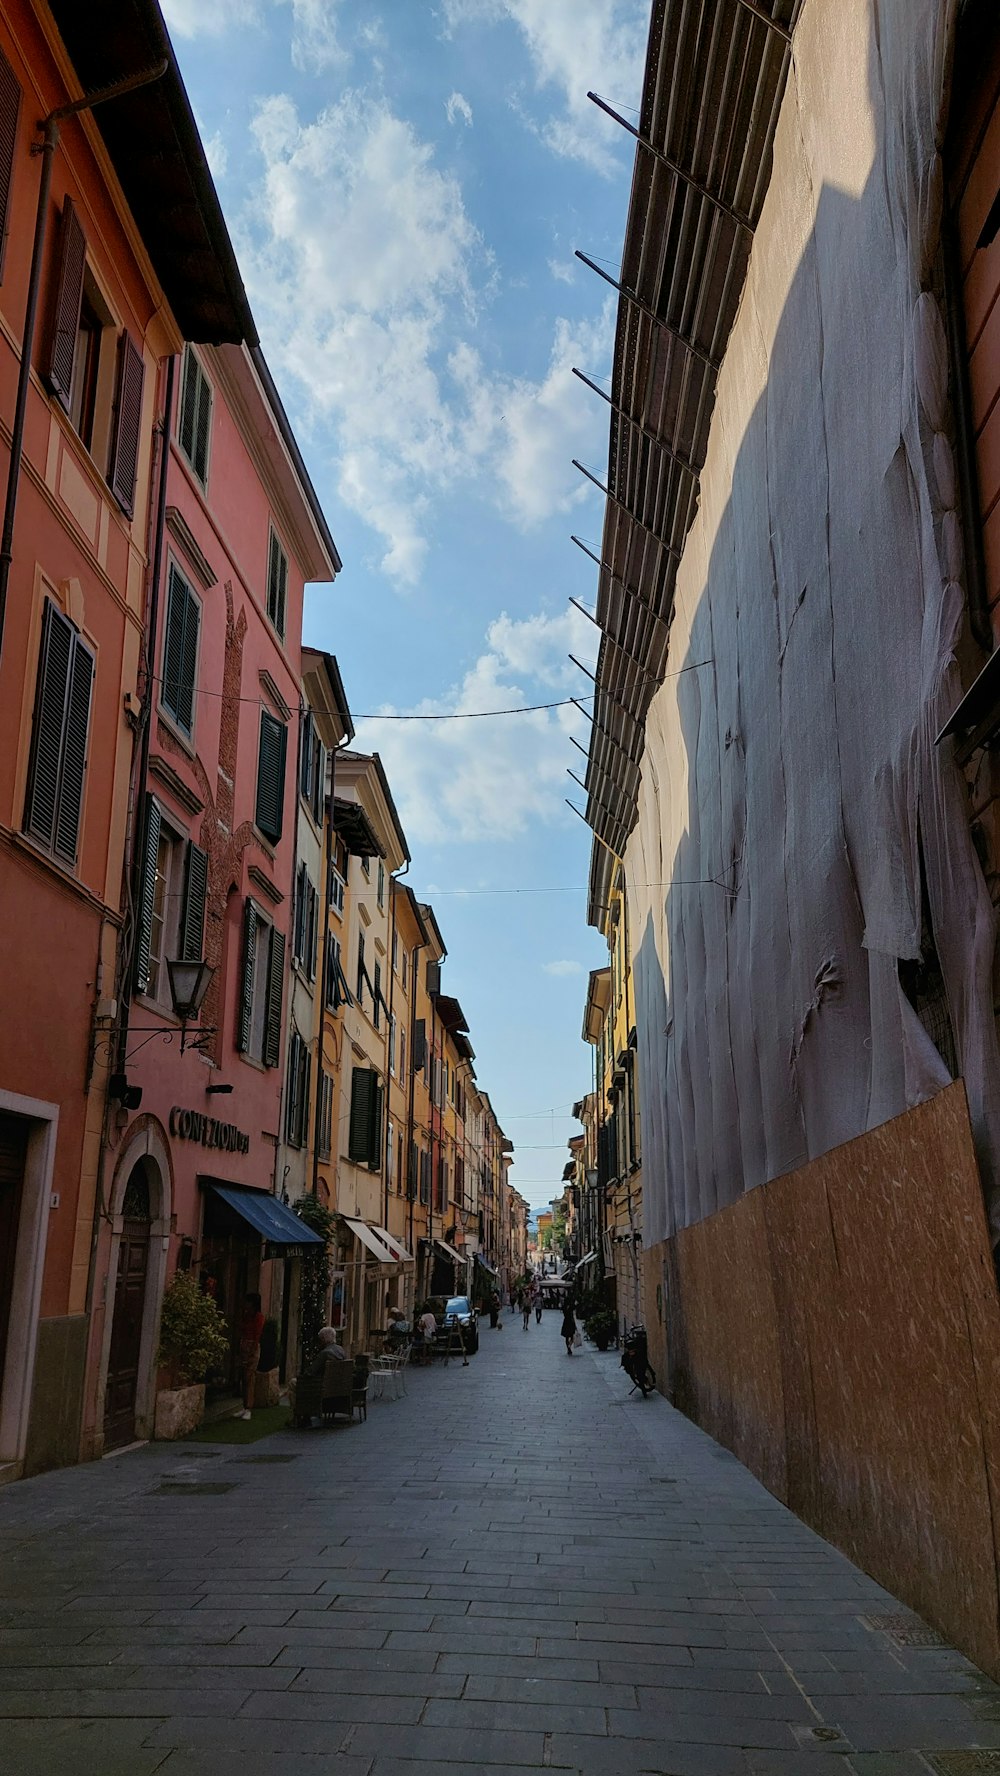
[
  {"xmin": 148, "ymin": 755, "xmax": 204, "ymax": 818},
  {"xmin": 248, "ymin": 863, "xmax": 283, "ymax": 906},
  {"xmin": 165, "ymin": 507, "xmax": 217, "ymax": 590}
]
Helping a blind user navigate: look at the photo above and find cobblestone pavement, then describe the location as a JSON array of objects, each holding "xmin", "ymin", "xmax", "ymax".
[{"xmin": 1, "ymin": 1313, "xmax": 1000, "ymax": 1776}]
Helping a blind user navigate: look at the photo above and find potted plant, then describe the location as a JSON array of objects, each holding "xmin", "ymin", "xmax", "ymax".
[
  {"xmin": 154, "ymin": 1271, "xmax": 231, "ymax": 1439},
  {"xmin": 584, "ymin": 1307, "xmax": 618, "ymax": 1352},
  {"xmin": 254, "ymin": 1316, "xmax": 281, "ymax": 1408}
]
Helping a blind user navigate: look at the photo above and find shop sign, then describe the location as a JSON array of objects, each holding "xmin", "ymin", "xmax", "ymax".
[{"xmin": 169, "ymin": 1106, "xmax": 250, "ymax": 1154}]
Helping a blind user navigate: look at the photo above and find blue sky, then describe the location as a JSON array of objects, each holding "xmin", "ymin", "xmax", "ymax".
[{"xmin": 161, "ymin": 0, "xmax": 647, "ymax": 1210}]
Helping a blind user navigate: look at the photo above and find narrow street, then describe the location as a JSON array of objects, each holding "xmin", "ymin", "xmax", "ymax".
[{"xmin": 1, "ymin": 1323, "xmax": 999, "ymax": 1776}]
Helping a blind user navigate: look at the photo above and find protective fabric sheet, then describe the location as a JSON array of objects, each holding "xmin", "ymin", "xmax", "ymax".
[{"xmin": 627, "ymin": 0, "xmax": 1000, "ymax": 1246}]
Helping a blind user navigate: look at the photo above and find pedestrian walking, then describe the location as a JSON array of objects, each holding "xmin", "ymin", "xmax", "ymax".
[
  {"xmin": 560, "ymin": 1300, "xmax": 577, "ymax": 1356},
  {"xmin": 488, "ymin": 1289, "xmax": 502, "ymax": 1331},
  {"xmin": 534, "ymin": 1284, "xmax": 542, "ymax": 1325},
  {"xmin": 238, "ymin": 1291, "xmax": 264, "ymax": 1418},
  {"xmin": 522, "ymin": 1293, "xmax": 531, "ymax": 1330}
]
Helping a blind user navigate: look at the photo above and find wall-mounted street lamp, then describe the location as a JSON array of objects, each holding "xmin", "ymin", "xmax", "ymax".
[{"xmin": 164, "ymin": 958, "xmax": 215, "ymax": 1053}]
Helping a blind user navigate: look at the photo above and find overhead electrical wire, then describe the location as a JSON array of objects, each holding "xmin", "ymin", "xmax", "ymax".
[{"xmin": 147, "ymin": 672, "xmax": 593, "ymax": 719}]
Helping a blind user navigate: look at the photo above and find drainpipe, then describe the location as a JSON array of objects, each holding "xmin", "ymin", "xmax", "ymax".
[{"xmin": 0, "ymin": 61, "xmax": 168, "ymax": 665}]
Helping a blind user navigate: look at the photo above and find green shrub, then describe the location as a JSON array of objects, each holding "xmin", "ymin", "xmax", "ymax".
[
  {"xmin": 583, "ymin": 1307, "xmax": 618, "ymax": 1346},
  {"xmin": 294, "ymin": 1195, "xmax": 335, "ymax": 1370},
  {"xmin": 158, "ymin": 1272, "xmax": 230, "ymax": 1385}
]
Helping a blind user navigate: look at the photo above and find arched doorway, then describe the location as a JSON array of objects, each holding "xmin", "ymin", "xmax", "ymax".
[{"xmin": 104, "ymin": 1161, "xmax": 153, "ymax": 1450}]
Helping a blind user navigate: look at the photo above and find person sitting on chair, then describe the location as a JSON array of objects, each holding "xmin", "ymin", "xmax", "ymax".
[{"xmin": 308, "ymin": 1325, "xmax": 351, "ymax": 1374}]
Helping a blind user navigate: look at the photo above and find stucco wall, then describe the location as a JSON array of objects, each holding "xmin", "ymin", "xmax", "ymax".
[
  {"xmin": 643, "ymin": 1083, "xmax": 1000, "ymax": 1681},
  {"xmin": 627, "ymin": 0, "xmax": 1000, "ymax": 1245}
]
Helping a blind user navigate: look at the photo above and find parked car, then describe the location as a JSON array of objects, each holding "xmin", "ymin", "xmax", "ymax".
[{"xmin": 441, "ymin": 1295, "xmax": 479, "ymax": 1354}]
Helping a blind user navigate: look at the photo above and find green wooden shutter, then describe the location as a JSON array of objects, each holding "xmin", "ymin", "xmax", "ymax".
[
  {"xmin": 299, "ymin": 710, "xmax": 313, "ymax": 801},
  {"xmin": 162, "ymin": 565, "xmax": 198, "ymax": 734},
  {"xmin": 308, "ymin": 880, "xmax": 318, "ymax": 980},
  {"xmin": 255, "ymin": 711, "xmax": 287, "ymax": 844},
  {"xmin": 348, "ymin": 1067, "xmax": 373, "ymax": 1162},
  {"xmin": 180, "ymin": 840, "xmax": 208, "ymax": 961},
  {"xmin": 267, "ymin": 531, "xmax": 287, "ymax": 636},
  {"xmin": 263, "ymin": 926, "xmax": 285, "ymax": 1068},
  {"xmin": 178, "ymin": 347, "xmax": 198, "ymax": 462},
  {"xmin": 24, "ymin": 601, "xmax": 72, "ymax": 849},
  {"xmin": 370, "ymin": 1077, "xmax": 384, "ymax": 1170},
  {"xmin": 134, "ymin": 795, "xmax": 161, "ymax": 994},
  {"xmin": 301, "ymin": 1050, "xmax": 312, "ymax": 1152},
  {"xmin": 53, "ymin": 632, "xmax": 94, "ymax": 865},
  {"xmin": 236, "ymin": 898, "xmax": 258, "ymax": 1053},
  {"xmin": 193, "ymin": 366, "xmax": 212, "ymax": 482},
  {"xmin": 0, "ymin": 48, "xmax": 21, "ymax": 284},
  {"xmin": 286, "ymin": 1031, "xmax": 301, "ymax": 1144},
  {"xmin": 45, "ymin": 196, "xmax": 86, "ymax": 409},
  {"xmin": 108, "ymin": 332, "xmax": 145, "ymax": 519}
]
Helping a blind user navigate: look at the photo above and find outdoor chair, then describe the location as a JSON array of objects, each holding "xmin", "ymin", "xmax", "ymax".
[
  {"xmin": 352, "ymin": 1355, "xmax": 369, "ymax": 1422},
  {"xmin": 319, "ymin": 1360, "xmax": 354, "ymax": 1425}
]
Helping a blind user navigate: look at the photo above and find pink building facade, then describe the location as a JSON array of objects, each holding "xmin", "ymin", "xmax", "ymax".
[{"xmin": 85, "ymin": 343, "xmax": 340, "ymax": 1454}]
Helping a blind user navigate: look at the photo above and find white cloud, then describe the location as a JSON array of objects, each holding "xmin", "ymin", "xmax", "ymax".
[
  {"xmin": 279, "ymin": 0, "xmax": 346, "ymax": 72},
  {"xmin": 441, "ymin": 0, "xmax": 647, "ymax": 174},
  {"xmin": 446, "ymin": 92, "xmax": 474, "ymax": 128},
  {"xmin": 162, "ymin": 0, "xmax": 258, "ymax": 35},
  {"xmin": 241, "ymin": 93, "xmax": 613, "ymax": 582},
  {"xmin": 202, "ymin": 129, "xmax": 229, "ymax": 180},
  {"xmin": 354, "ymin": 604, "xmax": 597, "ymax": 845},
  {"xmin": 543, "ymin": 959, "xmax": 583, "ymax": 976},
  {"xmin": 548, "ymin": 257, "xmax": 575, "ymax": 285}
]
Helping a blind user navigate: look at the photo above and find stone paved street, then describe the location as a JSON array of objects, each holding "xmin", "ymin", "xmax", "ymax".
[{"xmin": 1, "ymin": 1318, "xmax": 999, "ymax": 1776}]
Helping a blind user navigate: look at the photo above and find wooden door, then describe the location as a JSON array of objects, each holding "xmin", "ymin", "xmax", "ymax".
[
  {"xmin": 0, "ymin": 1115, "xmax": 27, "ymax": 1391},
  {"xmin": 104, "ymin": 1168, "xmax": 151, "ymax": 1450}
]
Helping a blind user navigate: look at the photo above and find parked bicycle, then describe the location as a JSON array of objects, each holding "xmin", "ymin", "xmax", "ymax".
[{"xmin": 621, "ymin": 1324, "xmax": 656, "ymax": 1398}]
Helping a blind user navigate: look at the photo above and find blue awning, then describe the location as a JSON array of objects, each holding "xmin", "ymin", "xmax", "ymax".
[{"xmin": 204, "ymin": 1183, "xmax": 324, "ymax": 1256}]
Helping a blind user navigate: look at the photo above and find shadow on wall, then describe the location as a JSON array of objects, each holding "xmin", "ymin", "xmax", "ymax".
[
  {"xmin": 643, "ymin": 1082, "xmax": 1000, "ymax": 1682},
  {"xmin": 628, "ymin": 0, "xmax": 1000, "ymax": 1255}
]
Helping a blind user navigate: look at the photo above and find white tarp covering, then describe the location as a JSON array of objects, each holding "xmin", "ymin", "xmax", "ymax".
[{"xmin": 628, "ymin": 0, "xmax": 1000, "ymax": 1245}]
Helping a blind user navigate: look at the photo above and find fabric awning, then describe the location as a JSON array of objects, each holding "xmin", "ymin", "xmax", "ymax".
[
  {"xmin": 474, "ymin": 1255, "xmax": 498, "ymax": 1280},
  {"xmin": 423, "ymin": 1237, "xmax": 466, "ymax": 1268},
  {"xmin": 370, "ymin": 1224, "xmax": 413, "ymax": 1264},
  {"xmin": 575, "ymin": 1250, "xmax": 598, "ymax": 1270},
  {"xmin": 204, "ymin": 1184, "xmax": 323, "ymax": 1256},
  {"xmin": 342, "ymin": 1217, "xmax": 401, "ymax": 1266}
]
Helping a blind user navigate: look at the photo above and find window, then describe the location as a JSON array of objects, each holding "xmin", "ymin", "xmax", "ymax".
[
  {"xmin": 361, "ymin": 852, "xmax": 370, "ymax": 879},
  {"xmin": 348, "ymin": 1066, "xmax": 383, "ymax": 1168},
  {"xmin": 236, "ymin": 900, "xmax": 285, "ymax": 1067},
  {"xmin": 23, "ymin": 598, "xmax": 94, "ymax": 869},
  {"xmin": 293, "ymin": 862, "xmax": 318, "ymax": 980},
  {"xmin": 267, "ymin": 528, "xmax": 288, "ymax": 638},
  {"xmin": 161, "ymin": 562, "xmax": 200, "ymax": 737},
  {"xmin": 401, "ymin": 949, "xmax": 407, "ymax": 993},
  {"xmin": 285, "ymin": 1030, "xmax": 311, "ymax": 1148},
  {"xmin": 377, "ymin": 861, "xmax": 385, "ymax": 908},
  {"xmin": 397, "ymin": 1132, "xmax": 404, "ymax": 1195},
  {"xmin": 419, "ymin": 1147, "xmax": 431, "ymax": 1205},
  {"xmin": 324, "ymin": 935, "xmax": 351, "ymax": 1011},
  {"xmin": 0, "ymin": 47, "xmax": 21, "ymax": 285},
  {"xmin": 391, "ymin": 930, "xmax": 398, "ymax": 972},
  {"xmin": 133, "ymin": 799, "xmax": 208, "ymax": 999},
  {"xmin": 328, "ymin": 860, "xmax": 346, "ymax": 918},
  {"xmin": 255, "ymin": 709, "xmax": 288, "ymax": 844},
  {"xmin": 356, "ymin": 930, "xmax": 366, "ymax": 1003},
  {"xmin": 387, "ymin": 1118, "xmax": 395, "ymax": 1187},
  {"xmin": 318, "ymin": 1071, "xmax": 333, "ymax": 1159},
  {"xmin": 300, "ymin": 710, "xmax": 324, "ymax": 823},
  {"xmin": 436, "ymin": 1156, "xmax": 448, "ymax": 1213},
  {"xmin": 178, "ymin": 345, "xmax": 212, "ymax": 485},
  {"xmin": 399, "ymin": 1025, "xmax": 406, "ymax": 1080},
  {"xmin": 388, "ymin": 1013, "xmax": 396, "ymax": 1074},
  {"xmin": 108, "ymin": 330, "xmax": 146, "ymax": 518},
  {"xmin": 373, "ymin": 961, "xmax": 382, "ymax": 1030},
  {"xmin": 455, "ymin": 1155, "xmax": 465, "ymax": 1206}
]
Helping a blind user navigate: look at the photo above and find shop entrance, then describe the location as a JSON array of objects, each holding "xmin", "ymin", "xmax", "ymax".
[
  {"xmin": 200, "ymin": 1191, "xmax": 260, "ymax": 1399},
  {"xmin": 104, "ymin": 1164, "xmax": 152, "ymax": 1450},
  {"xmin": 0, "ymin": 1114, "xmax": 27, "ymax": 1398}
]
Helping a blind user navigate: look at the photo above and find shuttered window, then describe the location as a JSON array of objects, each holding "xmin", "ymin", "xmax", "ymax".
[
  {"xmin": 134, "ymin": 799, "xmax": 208, "ymax": 996},
  {"xmin": 348, "ymin": 1066, "xmax": 384, "ymax": 1168},
  {"xmin": 108, "ymin": 331, "xmax": 145, "ymax": 518},
  {"xmin": 318, "ymin": 1071, "xmax": 333, "ymax": 1159},
  {"xmin": 255, "ymin": 710, "xmax": 287, "ymax": 844},
  {"xmin": 285, "ymin": 1031, "xmax": 311, "ymax": 1148},
  {"xmin": 23, "ymin": 598, "xmax": 94, "ymax": 868},
  {"xmin": 0, "ymin": 48, "xmax": 21, "ymax": 284},
  {"xmin": 236, "ymin": 899, "xmax": 285, "ymax": 1068},
  {"xmin": 45, "ymin": 196, "xmax": 86, "ymax": 410},
  {"xmin": 299, "ymin": 711, "xmax": 324, "ymax": 822},
  {"xmin": 356, "ymin": 930, "xmax": 366, "ymax": 1003},
  {"xmin": 324, "ymin": 936, "xmax": 351, "ymax": 1011},
  {"xmin": 161, "ymin": 563, "xmax": 199, "ymax": 736},
  {"xmin": 178, "ymin": 346, "xmax": 211, "ymax": 484},
  {"xmin": 179, "ymin": 840, "xmax": 208, "ymax": 961},
  {"xmin": 267, "ymin": 528, "xmax": 288, "ymax": 638},
  {"xmin": 293, "ymin": 863, "xmax": 318, "ymax": 978},
  {"xmin": 373, "ymin": 961, "xmax": 382, "ymax": 1030}
]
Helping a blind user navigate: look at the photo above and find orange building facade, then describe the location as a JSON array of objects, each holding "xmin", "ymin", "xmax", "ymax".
[{"xmin": 0, "ymin": 1, "xmax": 253, "ymax": 1477}]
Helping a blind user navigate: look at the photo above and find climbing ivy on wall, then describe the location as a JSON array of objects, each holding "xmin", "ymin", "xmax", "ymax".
[{"xmin": 294, "ymin": 1196, "xmax": 335, "ymax": 1369}]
